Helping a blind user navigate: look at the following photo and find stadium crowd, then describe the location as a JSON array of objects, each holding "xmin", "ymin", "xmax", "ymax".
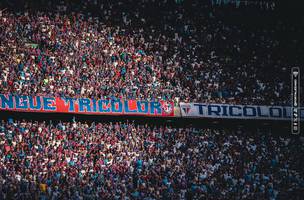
[
  {"xmin": 0, "ymin": 1, "xmax": 303, "ymax": 200},
  {"xmin": 1, "ymin": 0, "xmax": 303, "ymax": 105},
  {"xmin": 0, "ymin": 119, "xmax": 303, "ymax": 199}
]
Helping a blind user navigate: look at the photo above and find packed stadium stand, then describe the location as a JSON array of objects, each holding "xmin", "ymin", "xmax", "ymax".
[
  {"xmin": 0, "ymin": 119, "xmax": 303, "ymax": 199},
  {"xmin": 0, "ymin": 0, "xmax": 303, "ymax": 199},
  {"xmin": 1, "ymin": 0, "xmax": 303, "ymax": 105}
]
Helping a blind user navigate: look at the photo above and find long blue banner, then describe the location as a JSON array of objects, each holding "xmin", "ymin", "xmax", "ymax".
[{"xmin": 0, "ymin": 94, "xmax": 174, "ymax": 117}]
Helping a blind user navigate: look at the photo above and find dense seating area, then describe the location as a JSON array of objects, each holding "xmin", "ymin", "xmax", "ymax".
[
  {"xmin": 1, "ymin": 0, "xmax": 303, "ymax": 105},
  {"xmin": 0, "ymin": 119, "xmax": 303, "ymax": 199},
  {"xmin": 0, "ymin": 1, "xmax": 303, "ymax": 200}
]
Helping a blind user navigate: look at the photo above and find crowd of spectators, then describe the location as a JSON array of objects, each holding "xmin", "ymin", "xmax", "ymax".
[
  {"xmin": 0, "ymin": 119, "xmax": 303, "ymax": 199},
  {"xmin": 0, "ymin": 2, "xmax": 303, "ymax": 200},
  {"xmin": 0, "ymin": 0, "xmax": 303, "ymax": 105}
]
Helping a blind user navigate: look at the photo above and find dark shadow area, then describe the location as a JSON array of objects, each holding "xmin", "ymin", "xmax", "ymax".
[{"xmin": 0, "ymin": 110, "xmax": 297, "ymax": 135}]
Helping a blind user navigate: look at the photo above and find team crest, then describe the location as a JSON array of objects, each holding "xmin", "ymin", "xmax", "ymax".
[
  {"xmin": 182, "ymin": 105, "xmax": 191, "ymax": 114},
  {"xmin": 162, "ymin": 102, "xmax": 173, "ymax": 114}
]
